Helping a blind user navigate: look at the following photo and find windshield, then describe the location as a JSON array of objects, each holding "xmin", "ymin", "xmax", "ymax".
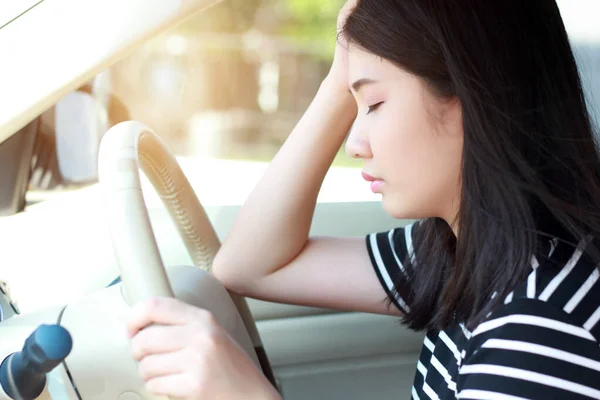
[
  {"xmin": 0, "ymin": 0, "xmax": 42, "ymax": 28},
  {"xmin": 16, "ymin": 0, "xmax": 600, "ymax": 208}
]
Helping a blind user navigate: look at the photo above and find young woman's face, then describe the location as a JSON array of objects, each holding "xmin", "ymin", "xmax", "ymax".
[{"xmin": 346, "ymin": 45, "xmax": 464, "ymax": 223}]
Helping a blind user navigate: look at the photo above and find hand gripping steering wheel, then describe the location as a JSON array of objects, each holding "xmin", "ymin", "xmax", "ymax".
[{"xmin": 97, "ymin": 121, "xmax": 276, "ymax": 388}]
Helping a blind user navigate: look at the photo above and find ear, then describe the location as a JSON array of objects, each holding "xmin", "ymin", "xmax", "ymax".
[{"xmin": 441, "ymin": 96, "xmax": 463, "ymax": 138}]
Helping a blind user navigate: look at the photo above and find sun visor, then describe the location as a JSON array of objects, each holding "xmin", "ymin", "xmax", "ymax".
[
  {"xmin": 0, "ymin": 0, "xmax": 222, "ymax": 145},
  {"xmin": 0, "ymin": 0, "xmax": 42, "ymax": 29}
]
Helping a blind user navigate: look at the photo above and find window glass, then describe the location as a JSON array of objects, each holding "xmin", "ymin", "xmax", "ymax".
[
  {"xmin": 558, "ymin": 0, "xmax": 600, "ymax": 125},
  {"xmin": 27, "ymin": 1, "xmax": 600, "ymax": 206},
  {"xmin": 108, "ymin": 1, "xmax": 349, "ymax": 161}
]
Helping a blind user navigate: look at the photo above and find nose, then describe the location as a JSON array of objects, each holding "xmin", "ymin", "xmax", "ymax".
[{"xmin": 345, "ymin": 124, "xmax": 372, "ymax": 159}]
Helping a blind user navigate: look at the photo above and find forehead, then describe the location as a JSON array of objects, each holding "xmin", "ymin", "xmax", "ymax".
[{"xmin": 347, "ymin": 44, "xmax": 395, "ymax": 83}]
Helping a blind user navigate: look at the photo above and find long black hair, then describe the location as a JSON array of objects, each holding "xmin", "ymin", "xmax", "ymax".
[{"xmin": 343, "ymin": 0, "xmax": 600, "ymax": 331}]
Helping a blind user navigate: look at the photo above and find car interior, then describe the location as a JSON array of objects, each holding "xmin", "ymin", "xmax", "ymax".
[{"xmin": 0, "ymin": 0, "xmax": 598, "ymax": 399}]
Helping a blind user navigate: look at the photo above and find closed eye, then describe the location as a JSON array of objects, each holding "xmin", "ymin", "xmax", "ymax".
[{"xmin": 366, "ymin": 102, "xmax": 384, "ymax": 115}]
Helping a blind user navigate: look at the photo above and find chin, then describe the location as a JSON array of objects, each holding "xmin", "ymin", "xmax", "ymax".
[
  {"xmin": 381, "ymin": 197, "xmax": 410, "ymax": 219},
  {"xmin": 381, "ymin": 196, "xmax": 430, "ymax": 220}
]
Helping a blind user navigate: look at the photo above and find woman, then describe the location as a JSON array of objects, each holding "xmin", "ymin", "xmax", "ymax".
[{"xmin": 126, "ymin": 0, "xmax": 600, "ymax": 398}]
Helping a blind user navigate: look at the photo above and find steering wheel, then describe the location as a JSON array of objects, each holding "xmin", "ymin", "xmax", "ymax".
[{"xmin": 97, "ymin": 121, "xmax": 274, "ymax": 384}]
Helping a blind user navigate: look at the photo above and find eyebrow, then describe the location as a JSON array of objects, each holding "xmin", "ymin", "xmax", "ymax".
[{"xmin": 351, "ymin": 78, "xmax": 378, "ymax": 92}]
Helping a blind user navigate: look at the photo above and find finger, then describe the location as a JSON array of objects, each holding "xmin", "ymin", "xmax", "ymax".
[
  {"xmin": 130, "ymin": 325, "xmax": 193, "ymax": 361},
  {"xmin": 126, "ymin": 297, "xmax": 212, "ymax": 337},
  {"xmin": 138, "ymin": 349, "xmax": 188, "ymax": 381},
  {"xmin": 145, "ymin": 372, "xmax": 203, "ymax": 399}
]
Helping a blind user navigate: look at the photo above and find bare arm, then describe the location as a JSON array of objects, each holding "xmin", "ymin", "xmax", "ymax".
[
  {"xmin": 212, "ymin": 0, "xmax": 399, "ymax": 316},
  {"xmin": 212, "ymin": 79, "xmax": 398, "ymax": 316}
]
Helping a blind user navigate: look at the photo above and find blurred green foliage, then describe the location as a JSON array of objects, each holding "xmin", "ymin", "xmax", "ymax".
[
  {"xmin": 180, "ymin": 0, "xmax": 344, "ymax": 59},
  {"xmin": 279, "ymin": 0, "xmax": 344, "ymax": 43},
  {"xmin": 274, "ymin": 0, "xmax": 345, "ymax": 58}
]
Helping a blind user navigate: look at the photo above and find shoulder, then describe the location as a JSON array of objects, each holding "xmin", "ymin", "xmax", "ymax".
[
  {"xmin": 465, "ymin": 235, "xmax": 600, "ymax": 355},
  {"xmin": 458, "ymin": 237, "xmax": 600, "ymax": 398},
  {"xmin": 459, "ymin": 297, "xmax": 600, "ymax": 399},
  {"xmin": 468, "ymin": 297, "xmax": 598, "ymax": 352},
  {"xmin": 503, "ymin": 236, "xmax": 600, "ymax": 340}
]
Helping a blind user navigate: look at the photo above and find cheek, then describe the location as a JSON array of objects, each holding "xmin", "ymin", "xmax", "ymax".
[
  {"xmin": 371, "ymin": 112, "xmax": 432, "ymax": 181},
  {"xmin": 371, "ymin": 114, "xmax": 462, "ymax": 217}
]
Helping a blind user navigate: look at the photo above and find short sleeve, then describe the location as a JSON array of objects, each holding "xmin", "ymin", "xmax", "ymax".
[
  {"xmin": 458, "ymin": 298, "xmax": 600, "ymax": 399},
  {"xmin": 366, "ymin": 222, "xmax": 418, "ymax": 315}
]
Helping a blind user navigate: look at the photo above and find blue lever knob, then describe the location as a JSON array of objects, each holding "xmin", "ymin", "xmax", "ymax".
[{"xmin": 0, "ymin": 324, "xmax": 73, "ymax": 400}]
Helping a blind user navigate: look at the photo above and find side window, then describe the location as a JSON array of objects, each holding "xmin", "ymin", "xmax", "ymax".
[
  {"xmin": 106, "ymin": 0, "xmax": 360, "ymax": 200},
  {"xmin": 27, "ymin": 0, "xmax": 368, "ymax": 208},
  {"xmin": 25, "ymin": 1, "xmax": 599, "ymax": 207},
  {"xmin": 558, "ymin": 0, "xmax": 600, "ymax": 125},
  {"xmin": 575, "ymin": 42, "xmax": 600, "ymax": 127}
]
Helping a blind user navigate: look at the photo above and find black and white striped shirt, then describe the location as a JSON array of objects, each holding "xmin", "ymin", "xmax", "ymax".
[{"xmin": 367, "ymin": 223, "xmax": 600, "ymax": 399}]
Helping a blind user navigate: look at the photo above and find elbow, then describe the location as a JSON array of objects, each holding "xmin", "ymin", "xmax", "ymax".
[{"xmin": 211, "ymin": 250, "xmax": 253, "ymax": 296}]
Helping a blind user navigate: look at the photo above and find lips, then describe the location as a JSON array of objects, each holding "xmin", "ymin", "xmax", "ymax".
[
  {"xmin": 362, "ymin": 171, "xmax": 384, "ymax": 193},
  {"xmin": 361, "ymin": 171, "xmax": 380, "ymax": 182}
]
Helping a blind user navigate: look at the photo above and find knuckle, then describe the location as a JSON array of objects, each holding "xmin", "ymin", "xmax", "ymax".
[
  {"xmin": 145, "ymin": 378, "xmax": 162, "ymax": 395},
  {"xmin": 145, "ymin": 297, "xmax": 163, "ymax": 313},
  {"xmin": 192, "ymin": 327, "xmax": 223, "ymax": 352},
  {"xmin": 130, "ymin": 333, "xmax": 150, "ymax": 360},
  {"xmin": 130, "ymin": 341, "xmax": 144, "ymax": 360},
  {"xmin": 192, "ymin": 329, "xmax": 209, "ymax": 347},
  {"xmin": 137, "ymin": 358, "xmax": 153, "ymax": 381},
  {"xmin": 190, "ymin": 347, "xmax": 208, "ymax": 368},
  {"xmin": 206, "ymin": 329, "xmax": 225, "ymax": 352},
  {"xmin": 187, "ymin": 373, "xmax": 207, "ymax": 395},
  {"xmin": 196, "ymin": 308, "xmax": 217, "ymax": 325}
]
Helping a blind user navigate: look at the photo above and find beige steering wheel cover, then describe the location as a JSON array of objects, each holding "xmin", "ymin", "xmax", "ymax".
[
  {"xmin": 138, "ymin": 129, "xmax": 221, "ymax": 269},
  {"xmin": 98, "ymin": 121, "xmax": 263, "ymax": 351},
  {"xmin": 98, "ymin": 121, "xmax": 220, "ymax": 304}
]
